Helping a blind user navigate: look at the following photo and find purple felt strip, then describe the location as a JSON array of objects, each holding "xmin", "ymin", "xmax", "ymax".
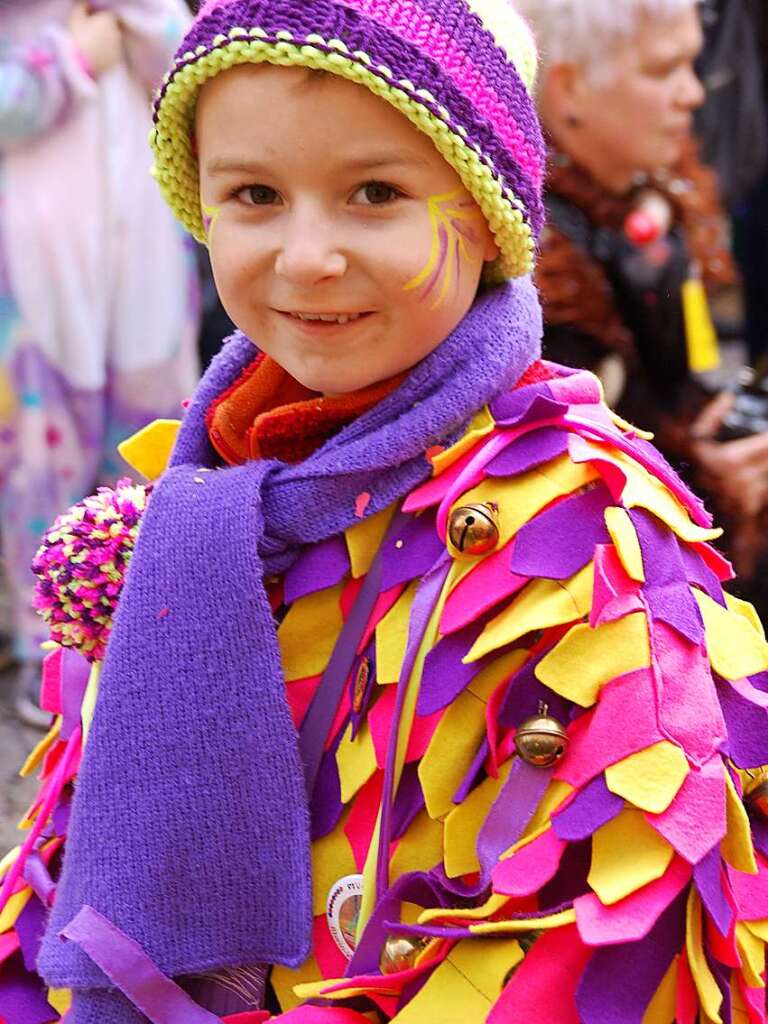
[
  {"xmin": 707, "ymin": 949, "xmax": 732, "ymax": 1024},
  {"xmin": 417, "ymin": 618, "xmax": 486, "ymax": 716},
  {"xmin": 283, "ymin": 535, "xmax": 350, "ymax": 605},
  {"xmin": 477, "ymin": 758, "xmax": 553, "ymax": 876},
  {"xmin": 391, "ymin": 763, "xmax": 426, "ymax": 841},
  {"xmin": 60, "ymin": 647, "xmax": 90, "ymax": 740},
  {"xmin": 630, "ymin": 508, "xmax": 704, "ymax": 645},
  {"xmin": 61, "ymin": 906, "xmax": 221, "ymax": 1024},
  {"xmin": 575, "ymin": 891, "xmax": 687, "ymax": 1024},
  {"xmin": 298, "ymin": 509, "xmax": 410, "ymax": 798},
  {"xmin": 14, "ymin": 896, "xmax": 47, "ymax": 973},
  {"xmin": 376, "ymin": 556, "xmax": 451, "ymax": 899},
  {"xmin": 749, "ymin": 671, "xmax": 768, "ymax": 693},
  {"xmin": 0, "ymin": 952, "xmax": 55, "ymax": 1024},
  {"xmin": 498, "ymin": 649, "xmax": 570, "ymax": 729},
  {"xmin": 510, "ymin": 484, "xmax": 612, "ymax": 580},
  {"xmin": 693, "ymin": 846, "xmax": 733, "ymax": 937},
  {"xmin": 452, "ymin": 736, "xmax": 490, "ymax": 805},
  {"xmin": 485, "ymin": 427, "xmax": 569, "ymax": 477},
  {"xmin": 677, "ymin": 543, "xmax": 726, "ymax": 607},
  {"xmin": 715, "ymin": 677, "xmax": 768, "ymax": 769},
  {"xmin": 752, "ymin": 816, "xmax": 768, "ymax": 857},
  {"xmin": 22, "ymin": 849, "xmax": 56, "ymax": 907},
  {"xmin": 489, "ymin": 385, "xmax": 567, "ymax": 428},
  {"xmin": 346, "ymin": 870, "xmax": 453, "ymax": 976},
  {"xmin": 51, "ymin": 791, "xmax": 71, "ymax": 836},
  {"xmin": 380, "ymin": 510, "xmax": 444, "ymax": 592},
  {"xmin": 552, "ymin": 774, "xmax": 624, "ymax": 842},
  {"xmin": 310, "ymin": 742, "xmax": 344, "ymax": 841}
]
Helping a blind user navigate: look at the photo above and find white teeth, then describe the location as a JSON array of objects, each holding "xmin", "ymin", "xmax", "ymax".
[{"xmin": 291, "ymin": 312, "xmax": 363, "ymax": 323}]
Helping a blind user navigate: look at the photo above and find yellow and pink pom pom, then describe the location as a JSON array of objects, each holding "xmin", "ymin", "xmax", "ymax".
[{"xmin": 32, "ymin": 479, "xmax": 149, "ymax": 662}]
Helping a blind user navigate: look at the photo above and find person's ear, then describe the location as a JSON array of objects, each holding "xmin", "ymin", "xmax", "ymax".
[
  {"xmin": 483, "ymin": 234, "xmax": 501, "ymax": 263},
  {"xmin": 542, "ymin": 62, "xmax": 590, "ymax": 128}
]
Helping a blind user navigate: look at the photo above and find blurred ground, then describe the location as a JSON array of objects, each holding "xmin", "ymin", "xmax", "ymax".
[{"xmin": 0, "ymin": 666, "xmax": 41, "ymax": 851}]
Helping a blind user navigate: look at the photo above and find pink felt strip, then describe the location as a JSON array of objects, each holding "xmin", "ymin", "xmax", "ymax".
[
  {"xmin": 646, "ymin": 755, "xmax": 725, "ymax": 865},
  {"xmin": 61, "ymin": 905, "xmax": 221, "ymax": 1024},
  {"xmin": 403, "ymin": 443, "xmax": 481, "ymax": 513},
  {"xmin": 0, "ymin": 725, "xmax": 81, "ymax": 913},
  {"xmin": 344, "ymin": 771, "xmax": 383, "ymax": 871},
  {"xmin": 737, "ymin": 976, "xmax": 768, "ymax": 1024},
  {"xmin": 675, "ymin": 949, "xmax": 698, "ymax": 1024},
  {"xmin": 554, "ymin": 669, "xmax": 662, "ymax": 789},
  {"xmin": 488, "ymin": 923, "xmax": 591, "ymax": 1024},
  {"xmin": 574, "ymin": 855, "xmax": 691, "ymax": 946},
  {"xmin": 40, "ymin": 647, "xmax": 63, "ymax": 713},
  {"xmin": 590, "ymin": 544, "xmax": 643, "ymax": 627},
  {"xmin": 728, "ymin": 852, "xmax": 768, "ymax": 920},
  {"xmin": 440, "ymin": 538, "xmax": 527, "ymax": 635},
  {"xmin": 492, "ymin": 827, "xmax": 567, "ymax": 896},
  {"xmin": 275, "ymin": 1008, "xmax": 370, "ymax": 1023},
  {"xmin": 0, "ymin": 932, "xmax": 20, "ymax": 964}
]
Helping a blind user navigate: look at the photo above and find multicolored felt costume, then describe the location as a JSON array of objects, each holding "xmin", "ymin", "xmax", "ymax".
[{"xmin": 2, "ymin": 1, "xmax": 768, "ymax": 1023}]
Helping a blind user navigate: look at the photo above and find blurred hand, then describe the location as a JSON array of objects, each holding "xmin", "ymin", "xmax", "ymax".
[
  {"xmin": 68, "ymin": 3, "xmax": 122, "ymax": 78},
  {"xmin": 690, "ymin": 391, "xmax": 768, "ymax": 517}
]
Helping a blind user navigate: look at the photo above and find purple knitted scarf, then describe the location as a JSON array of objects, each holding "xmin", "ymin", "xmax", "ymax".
[{"xmin": 38, "ymin": 280, "xmax": 542, "ymax": 997}]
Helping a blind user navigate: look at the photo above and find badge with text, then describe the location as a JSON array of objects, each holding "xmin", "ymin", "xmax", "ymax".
[{"xmin": 326, "ymin": 874, "xmax": 364, "ymax": 959}]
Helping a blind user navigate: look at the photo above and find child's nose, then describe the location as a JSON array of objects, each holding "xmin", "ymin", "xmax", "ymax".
[{"xmin": 274, "ymin": 212, "xmax": 347, "ymax": 286}]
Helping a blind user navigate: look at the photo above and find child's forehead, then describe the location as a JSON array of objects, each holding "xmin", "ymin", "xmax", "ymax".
[{"xmin": 196, "ymin": 63, "xmax": 446, "ymax": 172}]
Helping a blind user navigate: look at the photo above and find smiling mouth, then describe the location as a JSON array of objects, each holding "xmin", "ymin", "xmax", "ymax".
[{"xmin": 277, "ymin": 311, "xmax": 373, "ymax": 326}]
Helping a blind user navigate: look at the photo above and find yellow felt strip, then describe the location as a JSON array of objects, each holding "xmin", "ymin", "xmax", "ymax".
[
  {"xmin": 535, "ymin": 612, "xmax": 650, "ymax": 707},
  {"xmin": 390, "ymin": 810, "xmax": 444, "ymax": 882},
  {"xmin": 735, "ymin": 922, "xmax": 766, "ymax": 989},
  {"xmin": 20, "ymin": 717, "xmax": 62, "ymax": 777},
  {"xmin": 311, "ymin": 814, "xmax": 356, "ymax": 917},
  {"xmin": 731, "ymin": 977, "xmax": 751, "ymax": 1024},
  {"xmin": 686, "ymin": 890, "xmax": 723, "ymax": 1023},
  {"xmin": 117, "ymin": 419, "xmax": 181, "ymax": 481},
  {"xmin": 605, "ymin": 741, "xmax": 689, "ymax": 814},
  {"xmin": 345, "ymin": 505, "xmax": 397, "ymax": 579},
  {"xmin": 443, "ymin": 763, "xmax": 513, "ymax": 878},
  {"xmin": 695, "ymin": 590, "xmax": 768, "ymax": 681},
  {"xmin": 0, "ymin": 887, "xmax": 31, "ymax": 932},
  {"xmin": 604, "ymin": 506, "xmax": 645, "ymax": 582},
  {"xmin": 745, "ymin": 919, "xmax": 768, "ymax": 941},
  {"xmin": 469, "ymin": 908, "xmax": 576, "ymax": 935},
  {"xmin": 430, "ymin": 407, "xmax": 495, "ymax": 475},
  {"xmin": 278, "ymin": 584, "xmax": 345, "ymax": 682},
  {"xmin": 588, "ymin": 808, "xmax": 674, "ymax": 905},
  {"xmin": 641, "ymin": 955, "xmax": 678, "ymax": 1024},
  {"xmin": 721, "ymin": 769, "xmax": 758, "ymax": 874},
  {"xmin": 376, "ymin": 582, "xmax": 419, "ymax": 684},
  {"xmin": 336, "ymin": 721, "xmax": 377, "ymax": 805},
  {"xmin": 466, "ymin": 564, "xmax": 593, "ymax": 663},
  {"xmin": 448, "ymin": 937, "xmax": 524, "ymax": 1001},
  {"xmin": 272, "ymin": 957, "xmax": 321, "ymax": 1012},
  {"xmin": 620, "ymin": 459, "xmax": 721, "ymax": 544},
  {"xmin": 48, "ymin": 990, "xmax": 72, "ymax": 1016},
  {"xmin": 81, "ymin": 662, "xmax": 101, "ymax": 746},
  {"xmin": 0, "ymin": 846, "xmax": 20, "ymax": 877},
  {"xmin": 725, "ymin": 592, "xmax": 766, "ymax": 639},
  {"xmin": 419, "ymin": 892, "xmax": 510, "ymax": 925},
  {"xmin": 419, "ymin": 687, "xmax": 489, "ymax": 821}
]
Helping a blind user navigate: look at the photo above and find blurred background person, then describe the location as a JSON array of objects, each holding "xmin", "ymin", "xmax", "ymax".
[
  {"xmin": 0, "ymin": 0, "xmax": 199, "ymax": 724},
  {"xmin": 515, "ymin": 0, "xmax": 768, "ymax": 614}
]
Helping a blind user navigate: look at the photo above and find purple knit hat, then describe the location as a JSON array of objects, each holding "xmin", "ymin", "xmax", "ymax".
[{"xmin": 150, "ymin": 0, "xmax": 545, "ymax": 278}]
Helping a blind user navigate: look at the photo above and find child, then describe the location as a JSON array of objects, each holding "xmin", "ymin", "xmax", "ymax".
[
  {"xmin": 0, "ymin": 0, "xmax": 198, "ymax": 721},
  {"xmin": 2, "ymin": 1, "xmax": 768, "ymax": 1022}
]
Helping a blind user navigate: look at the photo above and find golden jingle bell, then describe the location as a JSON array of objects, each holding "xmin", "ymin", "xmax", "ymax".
[
  {"xmin": 514, "ymin": 703, "xmax": 568, "ymax": 767},
  {"xmin": 447, "ymin": 503, "xmax": 499, "ymax": 556},
  {"xmin": 380, "ymin": 934, "xmax": 428, "ymax": 975}
]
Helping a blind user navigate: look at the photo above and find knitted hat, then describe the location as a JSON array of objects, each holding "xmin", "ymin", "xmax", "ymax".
[{"xmin": 150, "ymin": 0, "xmax": 544, "ymax": 279}]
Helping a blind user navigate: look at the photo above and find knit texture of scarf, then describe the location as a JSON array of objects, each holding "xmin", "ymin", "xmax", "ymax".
[{"xmin": 38, "ymin": 279, "xmax": 542, "ymax": 1003}]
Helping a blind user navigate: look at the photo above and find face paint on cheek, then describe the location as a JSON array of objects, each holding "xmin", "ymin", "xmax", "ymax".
[
  {"xmin": 404, "ymin": 189, "xmax": 485, "ymax": 309},
  {"xmin": 201, "ymin": 200, "xmax": 221, "ymax": 244}
]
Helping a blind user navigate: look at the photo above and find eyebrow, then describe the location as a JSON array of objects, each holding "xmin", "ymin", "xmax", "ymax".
[{"xmin": 204, "ymin": 153, "xmax": 430, "ymax": 176}]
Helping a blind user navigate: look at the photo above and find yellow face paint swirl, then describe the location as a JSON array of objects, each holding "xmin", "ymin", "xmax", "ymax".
[
  {"xmin": 404, "ymin": 189, "xmax": 484, "ymax": 309},
  {"xmin": 201, "ymin": 200, "xmax": 221, "ymax": 243}
]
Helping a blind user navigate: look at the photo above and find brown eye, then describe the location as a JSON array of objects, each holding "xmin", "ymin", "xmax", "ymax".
[
  {"xmin": 240, "ymin": 185, "xmax": 278, "ymax": 205},
  {"xmin": 355, "ymin": 181, "xmax": 401, "ymax": 205}
]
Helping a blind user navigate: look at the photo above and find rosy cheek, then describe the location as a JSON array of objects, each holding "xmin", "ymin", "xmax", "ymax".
[{"xmin": 403, "ymin": 189, "xmax": 485, "ymax": 310}]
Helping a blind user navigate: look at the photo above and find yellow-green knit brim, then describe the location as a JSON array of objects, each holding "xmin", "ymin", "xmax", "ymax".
[{"xmin": 150, "ymin": 31, "xmax": 535, "ymax": 279}]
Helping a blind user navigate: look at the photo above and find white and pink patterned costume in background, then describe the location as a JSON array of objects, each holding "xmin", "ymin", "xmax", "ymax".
[{"xmin": 0, "ymin": 0, "xmax": 199, "ymax": 661}]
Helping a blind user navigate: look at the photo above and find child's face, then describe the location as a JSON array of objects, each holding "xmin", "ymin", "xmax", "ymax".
[{"xmin": 196, "ymin": 65, "xmax": 498, "ymax": 394}]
